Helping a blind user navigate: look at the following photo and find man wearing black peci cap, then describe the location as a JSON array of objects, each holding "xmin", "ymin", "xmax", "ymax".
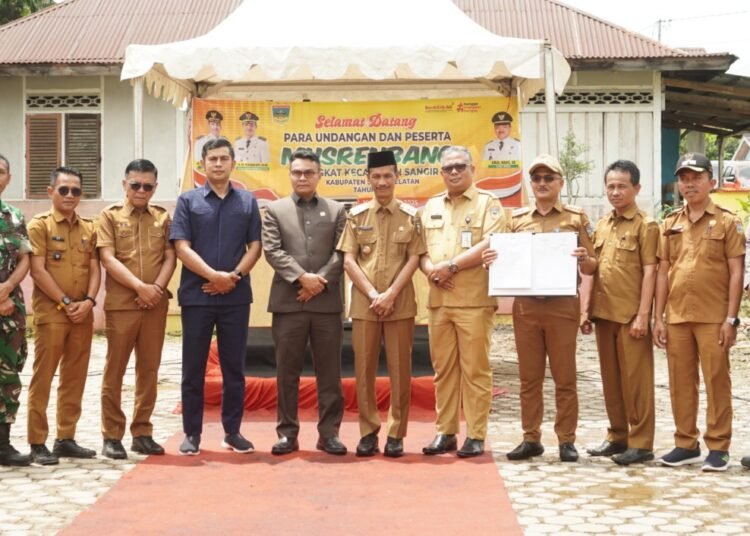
[
  {"xmin": 482, "ymin": 111, "xmax": 521, "ymax": 162},
  {"xmin": 234, "ymin": 112, "xmax": 270, "ymax": 164},
  {"xmin": 338, "ymin": 150, "xmax": 426, "ymax": 457}
]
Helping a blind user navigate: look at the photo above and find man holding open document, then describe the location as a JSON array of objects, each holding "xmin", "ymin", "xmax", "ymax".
[{"xmin": 483, "ymin": 154, "xmax": 595, "ymax": 463}]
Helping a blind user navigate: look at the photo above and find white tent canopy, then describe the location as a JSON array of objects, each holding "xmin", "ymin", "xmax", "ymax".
[{"xmin": 121, "ymin": 0, "xmax": 570, "ymax": 105}]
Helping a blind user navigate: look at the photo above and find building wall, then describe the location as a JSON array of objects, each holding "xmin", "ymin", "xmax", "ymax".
[{"xmin": 520, "ymin": 70, "xmax": 662, "ymax": 220}]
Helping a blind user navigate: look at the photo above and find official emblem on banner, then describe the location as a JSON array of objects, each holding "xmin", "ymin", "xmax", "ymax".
[{"xmin": 272, "ymin": 105, "xmax": 291, "ymax": 124}]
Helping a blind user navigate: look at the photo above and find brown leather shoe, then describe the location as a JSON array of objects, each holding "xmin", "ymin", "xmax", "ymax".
[{"xmin": 422, "ymin": 434, "xmax": 457, "ymax": 455}]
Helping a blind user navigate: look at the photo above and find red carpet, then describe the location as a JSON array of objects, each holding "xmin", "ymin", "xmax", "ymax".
[{"xmin": 63, "ymin": 409, "xmax": 521, "ymax": 535}]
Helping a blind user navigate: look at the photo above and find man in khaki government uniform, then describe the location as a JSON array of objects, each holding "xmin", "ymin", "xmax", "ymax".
[
  {"xmin": 654, "ymin": 153, "xmax": 744, "ymax": 472},
  {"xmin": 262, "ymin": 149, "xmax": 347, "ymax": 456},
  {"xmin": 97, "ymin": 159, "xmax": 176, "ymax": 459},
  {"xmin": 234, "ymin": 112, "xmax": 270, "ymax": 164},
  {"xmin": 419, "ymin": 145, "xmax": 504, "ymax": 458},
  {"xmin": 27, "ymin": 167, "xmax": 101, "ymax": 465},
  {"xmin": 582, "ymin": 160, "xmax": 659, "ymax": 466},
  {"xmin": 486, "ymin": 154, "xmax": 596, "ymax": 463},
  {"xmin": 338, "ymin": 150, "xmax": 426, "ymax": 458}
]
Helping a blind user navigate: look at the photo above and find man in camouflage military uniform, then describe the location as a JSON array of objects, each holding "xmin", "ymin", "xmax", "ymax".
[
  {"xmin": 27, "ymin": 166, "xmax": 100, "ymax": 465},
  {"xmin": 0, "ymin": 154, "xmax": 33, "ymax": 466},
  {"xmin": 98, "ymin": 159, "xmax": 176, "ymax": 459},
  {"xmin": 234, "ymin": 112, "xmax": 270, "ymax": 164}
]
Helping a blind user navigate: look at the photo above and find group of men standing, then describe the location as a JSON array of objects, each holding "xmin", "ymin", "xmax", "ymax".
[{"xmin": 0, "ymin": 142, "xmax": 745, "ymax": 471}]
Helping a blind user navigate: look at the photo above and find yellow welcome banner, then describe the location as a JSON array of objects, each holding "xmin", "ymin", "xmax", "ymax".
[{"xmin": 189, "ymin": 96, "xmax": 524, "ymax": 207}]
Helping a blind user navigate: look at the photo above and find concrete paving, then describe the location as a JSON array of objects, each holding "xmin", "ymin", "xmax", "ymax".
[{"xmin": 1, "ymin": 326, "xmax": 750, "ymax": 535}]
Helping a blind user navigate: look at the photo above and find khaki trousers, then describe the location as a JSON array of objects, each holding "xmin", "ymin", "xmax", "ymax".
[
  {"xmin": 513, "ymin": 297, "xmax": 579, "ymax": 444},
  {"xmin": 352, "ymin": 317, "xmax": 414, "ymax": 439},
  {"xmin": 27, "ymin": 321, "xmax": 93, "ymax": 444},
  {"xmin": 594, "ymin": 319, "xmax": 655, "ymax": 450},
  {"xmin": 101, "ymin": 301, "xmax": 168, "ymax": 440},
  {"xmin": 427, "ymin": 306, "xmax": 494, "ymax": 440},
  {"xmin": 666, "ymin": 322, "xmax": 732, "ymax": 451}
]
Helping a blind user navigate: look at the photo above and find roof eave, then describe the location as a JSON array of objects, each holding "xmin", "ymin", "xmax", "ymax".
[
  {"xmin": 0, "ymin": 63, "xmax": 122, "ymax": 76},
  {"xmin": 569, "ymin": 55, "xmax": 737, "ymax": 72}
]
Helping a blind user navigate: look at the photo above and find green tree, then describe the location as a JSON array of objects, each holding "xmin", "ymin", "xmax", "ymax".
[
  {"xmin": 679, "ymin": 131, "xmax": 740, "ymax": 161},
  {"xmin": 0, "ymin": 0, "xmax": 54, "ymax": 26},
  {"xmin": 558, "ymin": 129, "xmax": 594, "ymax": 204}
]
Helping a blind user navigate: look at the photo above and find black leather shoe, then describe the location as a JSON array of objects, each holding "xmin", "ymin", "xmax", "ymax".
[
  {"xmin": 612, "ymin": 448, "xmax": 654, "ymax": 465},
  {"xmin": 53, "ymin": 439, "xmax": 96, "ymax": 459},
  {"xmin": 30, "ymin": 444, "xmax": 59, "ymax": 465},
  {"xmin": 131, "ymin": 435, "xmax": 165, "ymax": 455},
  {"xmin": 356, "ymin": 433, "xmax": 379, "ymax": 457},
  {"xmin": 422, "ymin": 434, "xmax": 457, "ymax": 455},
  {"xmin": 384, "ymin": 437, "xmax": 404, "ymax": 458},
  {"xmin": 506, "ymin": 441, "xmax": 544, "ymax": 461},
  {"xmin": 271, "ymin": 436, "xmax": 299, "ymax": 456},
  {"xmin": 586, "ymin": 440, "xmax": 627, "ymax": 457},
  {"xmin": 316, "ymin": 436, "xmax": 347, "ymax": 455},
  {"xmin": 102, "ymin": 439, "xmax": 127, "ymax": 460},
  {"xmin": 457, "ymin": 438, "xmax": 484, "ymax": 458},
  {"xmin": 0, "ymin": 445, "xmax": 31, "ymax": 466},
  {"xmin": 559, "ymin": 442, "xmax": 579, "ymax": 462}
]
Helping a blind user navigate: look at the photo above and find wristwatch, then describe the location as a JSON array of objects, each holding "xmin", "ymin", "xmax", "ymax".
[
  {"xmin": 84, "ymin": 295, "xmax": 97, "ymax": 306},
  {"xmin": 57, "ymin": 295, "xmax": 72, "ymax": 310},
  {"xmin": 448, "ymin": 259, "xmax": 459, "ymax": 274},
  {"xmin": 233, "ymin": 270, "xmax": 243, "ymax": 278},
  {"xmin": 726, "ymin": 317, "xmax": 740, "ymax": 327}
]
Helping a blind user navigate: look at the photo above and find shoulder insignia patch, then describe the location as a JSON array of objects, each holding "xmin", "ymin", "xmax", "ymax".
[
  {"xmin": 716, "ymin": 204, "xmax": 736, "ymax": 215},
  {"xmin": 512, "ymin": 207, "xmax": 530, "ymax": 217},
  {"xmin": 349, "ymin": 203, "xmax": 369, "ymax": 217},
  {"xmin": 399, "ymin": 202, "xmax": 417, "ymax": 217},
  {"xmin": 258, "ymin": 136, "xmax": 267, "ymax": 141},
  {"xmin": 564, "ymin": 205, "xmax": 584, "ymax": 214}
]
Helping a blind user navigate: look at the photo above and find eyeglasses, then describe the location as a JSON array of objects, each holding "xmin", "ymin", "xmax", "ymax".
[
  {"xmin": 57, "ymin": 186, "xmax": 82, "ymax": 197},
  {"xmin": 530, "ymin": 174, "xmax": 560, "ymax": 183},
  {"xmin": 128, "ymin": 181, "xmax": 155, "ymax": 192},
  {"xmin": 441, "ymin": 163, "xmax": 468, "ymax": 174},
  {"xmin": 290, "ymin": 170, "xmax": 318, "ymax": 179}
]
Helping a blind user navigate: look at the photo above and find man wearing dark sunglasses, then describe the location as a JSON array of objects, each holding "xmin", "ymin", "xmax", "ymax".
[
  {"xmin": 419, "ymin": 146, "xmax": 505, "ymax": 458},
  {"xmin": 485, "ymin": 154, "xmax": 595, "ymax": 464},
  {"xmin": 26, "ymin": 166, "xmax": 101, "ymax": 465},
  {"xmin": 96, "ymin": 159, "xmax": 176, "ymax": 460},
  {"xmin": 171, "ymin": 138, "xmax": 262, "ymax": 456}
]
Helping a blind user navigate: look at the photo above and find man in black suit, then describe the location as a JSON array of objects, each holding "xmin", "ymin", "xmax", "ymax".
[{"xmin": 261, "ymin": 149, "xmax": 347, "ymax": 455}]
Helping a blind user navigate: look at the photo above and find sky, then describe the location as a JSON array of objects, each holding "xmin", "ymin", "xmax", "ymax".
[{"xmin": 561, "ymin": 0, "xmax": 750, "ymax": 76}]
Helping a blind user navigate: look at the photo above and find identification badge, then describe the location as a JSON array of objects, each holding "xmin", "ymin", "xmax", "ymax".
[{"xmin": 461, "ymin": 230, "xmax": 473, "ymax": 248}]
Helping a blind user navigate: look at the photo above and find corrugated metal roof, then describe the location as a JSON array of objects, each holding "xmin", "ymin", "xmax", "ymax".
[
  {"xmin": 455, "ymin": 0, "xmax": 720, "ymax": 59},
  {"xmin": 0, "ymin": 0, "xmax": 728, "ymax": 65},
  {"xmin": 0, "ymin": 0, "xmax": 244, "ymax": 64}
]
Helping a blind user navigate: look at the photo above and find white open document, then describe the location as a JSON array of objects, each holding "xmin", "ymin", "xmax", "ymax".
[{"xmin": 488, "ymin": 232, "xmax": 578, "ymax": 296}]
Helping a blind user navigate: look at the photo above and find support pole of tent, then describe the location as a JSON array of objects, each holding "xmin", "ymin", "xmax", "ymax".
[
  {"xmin": 133, "ymin": 77, "xmax": 144, "ymax": 158},
  {"xmin": 543, "ymin": 41, "xmax": 559, "ymax": 158}
]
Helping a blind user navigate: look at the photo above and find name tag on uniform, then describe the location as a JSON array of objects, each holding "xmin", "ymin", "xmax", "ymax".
[{"xmin": 461, "ymin": 230, "xmax": 473, "ymax": 248}]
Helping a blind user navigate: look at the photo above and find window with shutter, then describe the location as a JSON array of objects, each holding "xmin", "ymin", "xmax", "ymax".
[
  {"xmin": 26, "ymin": 114, "xmax": 61, "ymax": 198},
  {"xmin": 65, "ymin": 114, "xmax": 101, "ymax": 198}
]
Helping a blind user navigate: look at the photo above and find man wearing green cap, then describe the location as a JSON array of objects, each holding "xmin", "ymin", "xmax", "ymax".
[{"xmin": 338, "ymin": 150, "xmax": 426, "ymax": 458}]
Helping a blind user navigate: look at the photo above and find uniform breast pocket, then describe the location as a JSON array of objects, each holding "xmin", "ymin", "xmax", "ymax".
[
  {"xmin": 116, "ymin": 228, "xmax": 135, "ymax": 253},
  {"xmin": 615, "ymin": 236, "xmax": 639, "ymax": 264},
  {"xmin": 594, "ymin": 237, "xmax": 605, "ymax": 258},
  {"xmin": 356, "ymin": 232, "xmax": 377, "ymax": 257},
  {"xmin": 392, "ymin": 229, "xmax": 411, "ymax": 254},
  {"xmin": 470, "ymin": 224, "xmax": 483, "ymax": 245},
  {"xmin": 148, "ymin": 227, "xmax": 165, "ymax": 251},
  {"xmin": 47, "ymin": 240, "xmax": 67, "ymax": 263},
  {"xmin": 667, "ymin": 234, "xmax": 682, "ymax": 262},
  {"xmin": 424, "ymin": 220, "xmax": 444, "ymax": 246},
  {"xmin": 705, "ymin": 232, "xmax": 726, "ymax": 260}
]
